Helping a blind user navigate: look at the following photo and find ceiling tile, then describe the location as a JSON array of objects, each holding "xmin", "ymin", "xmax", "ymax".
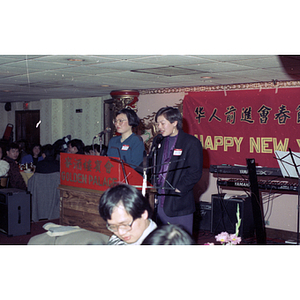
[{"xmin": 0, "ymin": 55, "xmax": 298, "ymax": 102}]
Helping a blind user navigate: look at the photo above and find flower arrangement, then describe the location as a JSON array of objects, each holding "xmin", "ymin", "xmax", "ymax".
[{"xmin": 205, "ymin": 204, "xmax": 242, "ymax": 246}]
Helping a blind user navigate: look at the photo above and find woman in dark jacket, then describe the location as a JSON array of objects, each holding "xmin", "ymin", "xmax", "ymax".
[{"xmin": 148, "ymin": 106, "xmax": 203, "ymax": 235}]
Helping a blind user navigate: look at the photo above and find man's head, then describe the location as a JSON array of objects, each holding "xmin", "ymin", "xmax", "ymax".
[
  {"xmin": 41, "ymin": 144, "xmax": 55, "ymax": 159},
  {"xmin": 142, "ymin": 224, "xmax": 195, "ymax": 245},
  {"xmin": 67, "ymin": 139, "xmax": 85, "ymax": 154},
  {"xmin": 6, "ymin": 142, "xmax": 20, "ymax": 161},
  {"xmin": 99, "ymin": 184, "xmax": 152, "ymax": 244}
]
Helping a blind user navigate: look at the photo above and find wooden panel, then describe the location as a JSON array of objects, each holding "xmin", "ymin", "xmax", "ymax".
[
  {"xmin": 61, "ymin": 207, "xmax": 111, "ymax": 236},
  {"xmin": 59, "ymin": 185, "xmax": 111, "ymax": 236}
]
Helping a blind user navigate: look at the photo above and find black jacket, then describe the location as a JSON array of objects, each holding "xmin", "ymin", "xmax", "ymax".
[
  {"xmin": 149, "ymin": 129, "xmax": 203, "ymax": 217},
  {"xmin": 35, "ymin": 156, "xmax": 60, "ymax": 174}
]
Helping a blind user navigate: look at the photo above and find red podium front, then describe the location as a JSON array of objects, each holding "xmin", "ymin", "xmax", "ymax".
[
  {"xmin": 60, "ymin": 153, "xmax": 146, "ymax": 191},
  {"xmin": 59, "ymin": 153, "xmax": 154, "ymax": 235}
]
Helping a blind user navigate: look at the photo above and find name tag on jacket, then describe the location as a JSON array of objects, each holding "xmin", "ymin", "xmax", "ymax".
[
  {"xmin": 173, "ymin": 149, "xmax": 182, "ymax": 156},
  {"xmin": 121, "ymin": 145, "xmax": 130, "ymax": 151}
]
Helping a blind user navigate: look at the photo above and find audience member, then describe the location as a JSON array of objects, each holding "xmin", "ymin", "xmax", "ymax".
[
  {"xmin": 17, "ymin": 139, "xmax": 29, "ymax": 163},
  {"xmin": 94, "ymin": 143, "xmax": 108, "ymax": 156},
  {"xmin": 0, "ymin": 143, "xmax": 5, "ymax": 160},
  {"xmin": 142, "ymin": 224, "xmax": 195, "ymax": 245},
  {"xmin": 84, "ymin": 145, "xmax": 92, "ymax": 155},
  {"xmin": 3, "ymin": 142, "xmax": 26, "ymax": 190},
  {"xmin": 35, "ymin": 144, "xmax": 60, "ymax": 173},
  {"xmin": 99, "ymin": 184, "xmax": 157, "ymax": 245},
  {"xmin": 67, "ymin": 139, "xmax": 85, "ymax": 154},
  {"xmin": 88, "ymin": 143, "xmax": 108, "ymax": 156},
  {"xmin": 53, "ymin": 135, "xmax": 71, "ymax": 159},
  {"xmin": 21, "ymin": 143, "xmax": 43, "ymax": 166},
  {"xmin": 0, "ymin": 143, "xmax": 9, "ymax": 178}
]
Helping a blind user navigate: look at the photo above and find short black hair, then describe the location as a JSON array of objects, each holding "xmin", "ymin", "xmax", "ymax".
[
  {"xmin": 142, "ymin": 224, "xmax": 195, "ymax": 245},
  {"xmin": 116, "ymin": 108, "xmax": 140, "ymax": 128},
  {"xmin": 99, "ymin": 184, "xmax": 152, "ymax": 222},
  {"xmin": 41, "ymin": 144, "xmax": 55, "ymax": 158},
  {"xmin": 84, "ymin": 145, "xmax": 92, "ymax": 153},
  {"xmin": 155, "ymin": 106, "xmax": 182, "ymax": 130},
  {"xmin": 70, "ymin": 139, "xmax": 85, "ymax": 154},
  {"xmin": 6, "ymin": 142, "xmax": 20, "ymax": 152}
]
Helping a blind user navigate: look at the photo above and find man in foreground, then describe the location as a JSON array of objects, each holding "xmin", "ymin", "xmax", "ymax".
[{"xmin": 99, "ymin": 184, "xmax": 157, "ymax": 245}]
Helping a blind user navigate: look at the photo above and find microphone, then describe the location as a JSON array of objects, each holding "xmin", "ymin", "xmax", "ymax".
[
  {"xmin": 152, "ymin": 134, "xmax": 163, "ymax": 150},
  {"xmin": 156, "ymin": 134, "xmax": 163, "ymax": 145},
  {"xmin": 94, "ymin": 127, "xmax": 111, "ymax": 138}
]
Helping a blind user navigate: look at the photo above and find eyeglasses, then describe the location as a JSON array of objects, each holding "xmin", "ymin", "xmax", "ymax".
[
  {"xmin": 106, "ymin": 218, "xmax": 135, "ymax": 233},
  {"xmin": 113, "ymin": 119, "xmax": 127, "ymax": 125}
]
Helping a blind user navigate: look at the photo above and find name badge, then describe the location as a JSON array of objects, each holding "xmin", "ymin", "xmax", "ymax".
[
  {"xmin": 121, "ymin": 145, "xmax": 129, "ymax": 151},
  {"xmin": 173, "ymin": 149, "xmax": 182, "ymax": 156}
]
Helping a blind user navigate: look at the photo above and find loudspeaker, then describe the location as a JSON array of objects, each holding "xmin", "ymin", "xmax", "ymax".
[
  {"xmin": 211, "ymin": 193, "xmax": 254, "ymax": 239},
  {"xmin": 0, "ymin": 188, "xmax": 31, "ymax": 237},
  {"xmin": 4, "ymin": 102, "xmax": 11, "ymax": 111},
  {"xmin": 194, "ymin": 201, "xmax": 211, "ymax": 231}
]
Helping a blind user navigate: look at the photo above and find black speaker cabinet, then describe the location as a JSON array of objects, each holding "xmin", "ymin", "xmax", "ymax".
[
  {"xmin": 200, "ymin": 202, "xmax": 212, "ymax": 231},
  {"xmin": 211, "ymin": 193, "xmax": 254, "ymax": 239},
  {"xmin": 194, "ymin": 201, "xmax": 212, "ymax": 231},
  {"xmin": 0, "ymin": 188, "xmax": 31, "ymax": 237}
]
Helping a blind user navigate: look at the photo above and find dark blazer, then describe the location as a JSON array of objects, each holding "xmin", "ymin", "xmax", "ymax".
[
  {"xmin": 35, "ymin": 157, "xmax": 60, "ymax": 174},
  {"xmin": 150, "ymin": 129, "xmax": 203, "ymax": 217}
]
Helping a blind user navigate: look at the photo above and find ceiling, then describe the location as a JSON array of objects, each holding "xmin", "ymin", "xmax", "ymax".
[{"xmin": 0, "ymin": 54, "xmax": 300, "ymax": 103}]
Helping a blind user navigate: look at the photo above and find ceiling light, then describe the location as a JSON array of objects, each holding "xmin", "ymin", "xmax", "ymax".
[
  {"xmin": 201, "ymin": 76, "xmax": 213, "ymax": 79},
  {"xmin": 131, "ymin": 66, "xmax": 201, "ymax": 77},
  {"xmin": 67, "ymin": 58, "xmax": 85, "ymax": 62}
]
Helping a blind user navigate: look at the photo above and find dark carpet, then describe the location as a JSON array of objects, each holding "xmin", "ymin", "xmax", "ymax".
[
  {"xmin": 0, "ymin": 218, "xmax": 288, "ymax": 245},
  {"xmin": 0, "ymin": 218, "xmax": 60, "ymax": 245},
  {"xmin": 193, "ymin": 229, "xmax": 287, "ymax": 245}
]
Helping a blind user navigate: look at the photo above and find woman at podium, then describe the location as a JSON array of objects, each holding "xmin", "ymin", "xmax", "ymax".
[
  {"xmin": 107, "ymin": 108, "xmax": 145, "ymax": 170},
  {"xmin": 149, "ymin": 106, "xmax": 203, "ymax": 235}
]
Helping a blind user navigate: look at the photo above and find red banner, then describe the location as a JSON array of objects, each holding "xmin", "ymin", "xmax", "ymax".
[
  {"xmin": 60, "ymin": 153, "xmax": 145, "ymax": 191},
  {"xmin": 183, "ymin": 88, "xmax": 300, "ymax": 168}
]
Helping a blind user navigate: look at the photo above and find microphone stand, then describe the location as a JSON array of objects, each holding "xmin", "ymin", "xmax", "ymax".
[
  {"xmin": 92, "ymin": 134, "xmax": 104, "ymax": 155},
  {"xmin": 99, "ymin": 134, "xmax": 104, "ymax": 155},
  {"xmin": 92, "ymin": 138, "xmax": 96, "ymax": 154},
  {"xmin": 108, "ymin": 151, "xmax": 184, "ymax": 194},
  {"xmin": 110, "ymin": 147, "xmax": 128, "ymax": 184},
  {"xmin": 92, "ymin": 128, "xmax": 110, "ymax": 155}
]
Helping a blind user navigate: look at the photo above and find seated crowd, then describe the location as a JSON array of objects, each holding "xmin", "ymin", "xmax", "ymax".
[{"xmin": 0, "ymin": 137, "xmax": 105, "ymax": 190}]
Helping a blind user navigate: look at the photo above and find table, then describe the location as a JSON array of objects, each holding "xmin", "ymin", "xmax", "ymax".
[{"xmin": 20, "ymin": 171, "xmax": 34, "ymax": 185}]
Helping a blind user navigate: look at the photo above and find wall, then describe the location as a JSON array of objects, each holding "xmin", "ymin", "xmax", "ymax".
[
  {"xmin": 137, "ymin": 92, "xmax": 186, "ymax": 119},
  {"xmin": 45, "ymin": 96, "xmax": 111, "ymax": 146},
  {"xmin": 0, "ymin": 95, "xmax": 110, "ymax": 146}
]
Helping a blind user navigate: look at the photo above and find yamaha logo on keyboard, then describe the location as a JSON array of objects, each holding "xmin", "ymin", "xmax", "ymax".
[{"xmin": 239, "ymin": 170, "xmax": 248, "ymax": 174}]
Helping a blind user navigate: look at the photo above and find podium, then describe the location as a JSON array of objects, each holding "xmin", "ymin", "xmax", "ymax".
[{"xmin": 59, "ymin": 153, "xmax": 154, "ymax": 235}]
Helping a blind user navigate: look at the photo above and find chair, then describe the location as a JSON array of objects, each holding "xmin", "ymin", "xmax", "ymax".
[
  {"xmin": 0, "ymin": 160, "xmax": 10, "ymax": 188},
  {"xmin": 27, "ymin": 172, "xmax": 60, "ymax": 222},
  {"xmin": 0, "ymin": 176, "xmax": 9, "ymax": 188}
]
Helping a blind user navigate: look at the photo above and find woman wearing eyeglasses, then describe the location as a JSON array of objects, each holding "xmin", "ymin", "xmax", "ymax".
[{"xmin": 107, "ymin": 108, "xmax": 146, "ymax": 170}]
